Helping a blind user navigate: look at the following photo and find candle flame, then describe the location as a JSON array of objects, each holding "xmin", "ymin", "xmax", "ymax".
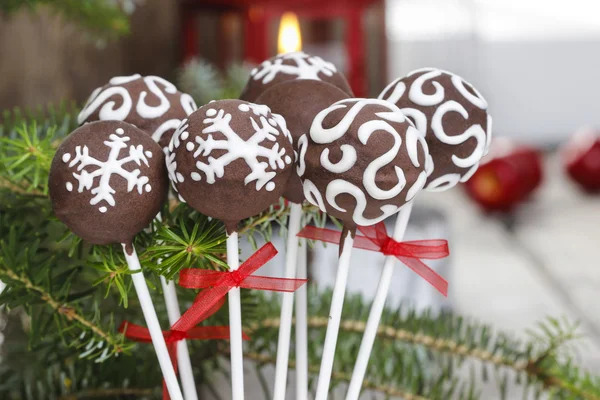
[{"xmin": 278, "ymin": 12, "xmax": 302, "ymax": 54}]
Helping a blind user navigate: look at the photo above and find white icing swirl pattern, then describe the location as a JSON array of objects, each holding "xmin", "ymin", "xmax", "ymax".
[
  {"xmin": 78, "ymin": 75, "xmax": 198, "ymax": 148},
  {"xmin": 298, "ymin": 98, "xmax": 429, "ymax": 227},
  {"xmin": 62, "ymin": 127, "xmax": 153, "ymax": 213},
  {"xmin": 379, "ymin": 68, "xmax": 491, "ymax": 191}
]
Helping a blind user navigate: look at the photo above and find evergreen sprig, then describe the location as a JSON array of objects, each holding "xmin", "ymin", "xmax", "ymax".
[
  {"xmin": 245, "ymin": 290, "xmax": 600, "ymax": 400},
  {"xmin": 177, "ymin": 58, "xmax": 252, "ymax": 105}
]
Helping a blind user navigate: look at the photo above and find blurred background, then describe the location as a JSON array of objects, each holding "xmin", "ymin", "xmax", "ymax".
[
  {"xmin": 2, "ymin": 0, "xmax": 600, "ymax": 145},
  {"xmin": 1, "ymin": 0, "xmax": 599, "ymax": 396}
]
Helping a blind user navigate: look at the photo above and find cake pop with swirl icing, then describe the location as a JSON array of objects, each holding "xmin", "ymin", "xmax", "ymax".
[
  {"xmin": 379, "ymin": 68, "xmax": 492, "ymax": 191},
  {"xmin": 297, "ymin": 98, "xmax": 431, "ymax": 230},
  {"xmin": 78, "ymin": 74, "xmax": 197, "ymax": 150}
]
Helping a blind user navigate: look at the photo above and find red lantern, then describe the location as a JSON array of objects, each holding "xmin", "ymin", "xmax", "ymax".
[
  {"xmin": 178, "ymin": 0, "xmax": 385, "ymax": 97},
  {"xmin": 465, "ymin": 139, "xmax": 543, "ymax": 212},
  {"xmin": 562, "ymin": 128, "xmax": 600, "ymax": 193}
]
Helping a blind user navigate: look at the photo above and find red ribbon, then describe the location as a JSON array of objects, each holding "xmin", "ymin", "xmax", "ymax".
[
  {"xmin": 297, "ymin": 222, "xmax": 450, "ymax": 296},
  {"xmin": 172, "ymin": 242, "xmax": 308, "ymax": 333},
  {"xmin": 119, "ymin": 296, "xmax": 249, "ymax": 400}
]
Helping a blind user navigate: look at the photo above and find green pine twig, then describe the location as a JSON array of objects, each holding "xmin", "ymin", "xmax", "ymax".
[{"xmin": 0, "ymin": 267, "xmax": 125, "ymax": 355}]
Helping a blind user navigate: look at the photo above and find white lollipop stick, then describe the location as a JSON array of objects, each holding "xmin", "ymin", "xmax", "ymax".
[
  {"xmin": 315, "ymin": 230, "xmax": 355, "ymax": 400},
  {"xmin": 273, "ymin": 202, "xmax": 303, "ymax": 400},
  {"xmin": 226, "ymin": 232, "xmax": 245, "ymax": 400},
  {"xmin": 122, "ymin": 244, "xmax": 183, "ymax": 400},
  {"xmin": 160, "ymin": 276, "xmax": 198, "ymax": 400},
  {"xmin": 155, "ymin": 211, "xmax": 198, "ymax": 400},
  {"xmin": 295, "ymin": 237, "xmax": 308, "ymax": 400},
  {"xmin": 345, "ymin": 203, "xmax": 413, "ymax": 400}
]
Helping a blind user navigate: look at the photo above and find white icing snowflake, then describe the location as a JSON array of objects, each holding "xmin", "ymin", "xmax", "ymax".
[
  {"xmin": 170, "ymin": 104, "xmax": 292, "ymax": 192},
  {"xmin": 62, "ymin": 127, "xmax": 153, "ymax": 213},
  {"xmin": 251, "ymin": 52, "xmax": 337, "ymax": 84}
]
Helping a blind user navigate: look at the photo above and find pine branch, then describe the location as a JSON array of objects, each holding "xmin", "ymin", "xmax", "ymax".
[
  {"xmin": 246, "ymin": 290, "xmax": 600, "ymax": 400},
  {"xmin": 0, "ymin": 122, "xmax": 57, "ymax": 195},
  {"xmin": 244, "ymin": 351, "xmax": 432, "ymax": 400},
  {"xmin": 252, "ymin": 316, "xmax": 600, "ymax": 399},
  {"xmin": 0, "ymin": 267, "xmax": 125, "ymax": 355},
  {"xmin": 177, "ymin": 58, "xmax": 252, "ymax": 105},
  {"xmin": 58, "ymin": 387, "xmax": 153, "ymax": 399},
  {"xmin": 0, "ymin": 101, "xmax": 79, "ymax": 139}
]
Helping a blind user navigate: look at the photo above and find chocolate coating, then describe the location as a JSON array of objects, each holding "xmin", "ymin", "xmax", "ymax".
[
  {"xmin": 240, "ymin": 52, "xmax": 353, "ymax": 103},
  {"xmin": 298, "ymin": 99, "xmax": 431, "ymax": 229},
  {"xmin": 255, "ymin": 79, "xmax": 350, "ymax": 203},
  {"xmin": 49, "ymin": 121, "xmax": 168, "ymax": 247},
  {"xmin": 379, "ymin": 68, "xmax": 492, "ymax": 191},
  {"xmin": 166, "ymin": 100, "xmax": 295, "ymax": 232},
  {"xmin": 78, "ymin": 74, "xmax": 198, "ymax": 149}
]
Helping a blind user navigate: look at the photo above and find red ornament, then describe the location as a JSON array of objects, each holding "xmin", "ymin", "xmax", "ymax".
[
  {"xmin": 562, "ymin": 128, "xmax": 600, "ymax": 193},
  {"xmin": 465, "ymin": 140, "xmax": 543, "ymax": 212}
]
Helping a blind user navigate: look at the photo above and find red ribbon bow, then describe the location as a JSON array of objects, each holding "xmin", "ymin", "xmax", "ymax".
[
  {"xmin": 297, "ymin": 221, "xmax": 450, "ymax": 296},
  {"xmin": 172, "ymin": 242, "xmax": 308, "ymax": 333},
  {"xmin": 120, "ymin": 297, "xmax": 249, "ymax": 400}
]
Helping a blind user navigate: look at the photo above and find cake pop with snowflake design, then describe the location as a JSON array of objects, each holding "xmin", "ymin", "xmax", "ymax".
[
  {"xmin": 166, "ymin": 99, "xmax": 295, "ymax": 232},
  {"xmin": 49, "ymin": 120, "xmax": 168, "ymax": 249}
]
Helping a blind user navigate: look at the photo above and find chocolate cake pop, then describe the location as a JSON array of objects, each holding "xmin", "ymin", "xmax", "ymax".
[
  {"xmin": 78, "ymin": 74, "xmax": 198, "ymax": 149},
  {"xmin": 255, "ymin": 79, "xmax": 350, "ymax": 203},
  {"xmin": 298, "ymin": 98, "xmax": 431, "ymax": 229},
  {"xmin": 240, "ymin": 52, "xmax": 353, "ymax": 103},
  {"xmin": 379, "ymin": 68, "xmax": 492, "ymax": 191},
  {"xmin": 166, "ymin": 100, "xmax": 295, "ymax": 232},
  {"xmin": 49, "ymin": 120, "xmax": 168, "ymax": 249}
]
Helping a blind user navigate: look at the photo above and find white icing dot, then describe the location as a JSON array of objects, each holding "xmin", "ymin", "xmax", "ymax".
[
  {"xmin": 206, "ymin": 109, "xmax": 217, "ymax": 117},
  {"xmin": 178, "ymin": 194, "xmax": 187, "ymax": 203},
  {"xmin": 266, "ymin": 182, "xmax": 275, "ymax": 192},
  {"xmin": 145, "ymin": 184, "xmax": 152, "ymax": 192},
  {"xmin": 191, "ymin": 172, "xmax": 202, "ymax": 181},
  {"xmin": 65, "ymin": 182, "xmax": 73, "ymax": 191},
  {"xmin": 238, "ymin": 104, "xmax": 250, "ymax": 112},
  {"xmin": 186, "ymin": 142, "xmax": 195, "ymax": 151},
  {"xmin": 62, "ymin": 153, "xmax": 71, "ymax": 163},
  {"xmin": 116, "ymin": 128, "xmax": 124, "ymax": 135},
  {"xmin": 285, "ymin": 155, "xmax": 292, "ymax": 164},
  {"xmin": 99, "ymin": 206, "xmax": 108, "ymax": 213},
  {"xmin": 180, "ymin": 131, "xmax": 189, "ymax": 141},
  {"xmin": 268, "ymin": 118, "xmax": 277, "ymax": 126},
  {"xmin": 176, "ymin": 172, "xmax": 184, "ymax": 182},
  {"xmin": 144, "ymin": 150, "xmax": 152, "ymax": 158}
]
